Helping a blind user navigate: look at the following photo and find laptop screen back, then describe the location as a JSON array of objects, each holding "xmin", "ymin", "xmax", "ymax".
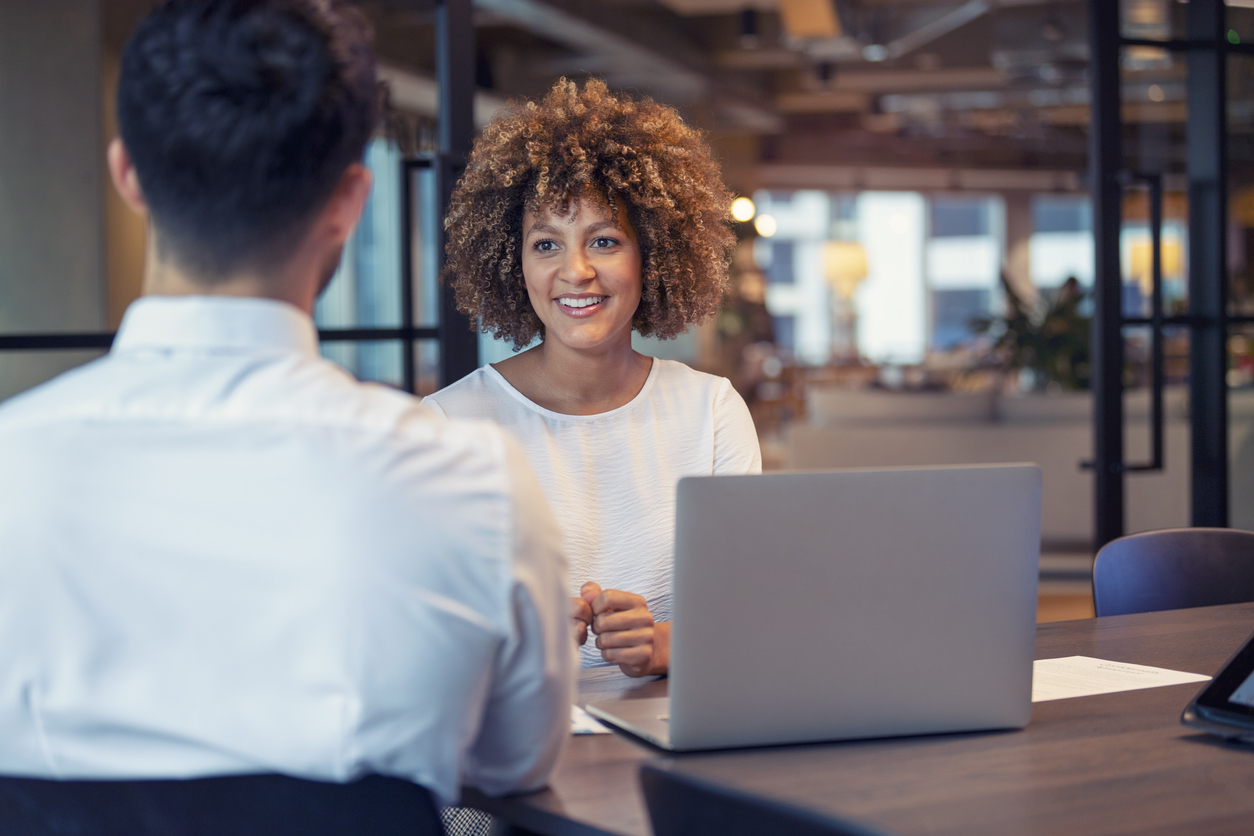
[{"xmin": 667, "ymin": 464, "xmax": 1041, "ymax": 750}]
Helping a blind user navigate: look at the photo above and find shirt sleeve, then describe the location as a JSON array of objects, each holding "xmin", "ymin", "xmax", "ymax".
[
  {"xmin": 712, "ymin": 378, "xmax": 762, "ymax": 475},
  {"xmin": 462, "ymin": 433, "xmax": 574, "ymax": 796},
  {"xmin": 419, "ymin": 395, "xmax": 449, "ymax": 420}
]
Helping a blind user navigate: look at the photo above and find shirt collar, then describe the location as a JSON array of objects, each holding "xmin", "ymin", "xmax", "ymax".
[{"xmin": 112, "ymin": 296, "xmax": 319, "ymax": 357}]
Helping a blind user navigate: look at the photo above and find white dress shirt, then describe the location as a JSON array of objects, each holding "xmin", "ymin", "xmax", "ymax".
[
  {"xmin": 424, "ymin": 359, "xmax": 762, "ymax": 667},
  {"xmin": 0, "ymin": 296, "xmax": 572, "ymax": 806}
]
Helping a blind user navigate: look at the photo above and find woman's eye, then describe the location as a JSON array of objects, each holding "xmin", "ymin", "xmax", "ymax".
[
  {"xmin": 591, "ymin": 236, "xmax": 619, "ymax": 249},
  {"xmin": 533, "ymin": 239, "xmax": 558, "ymax": 252}
]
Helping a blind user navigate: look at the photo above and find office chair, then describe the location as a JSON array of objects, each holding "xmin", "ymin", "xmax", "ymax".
[
  {"xmin": 640, "ymin": 763, "xmax": 897, "ymax": 836},
  {"xmin": 0, "ymin": 772, "xmax": 444, "ymax": 836},
  {"xmin": 1092, "ymin": 527, "xmax": 1254, "ymax": 617}
]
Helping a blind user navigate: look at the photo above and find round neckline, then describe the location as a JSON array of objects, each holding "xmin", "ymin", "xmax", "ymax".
[{"xmin": 484, "ymin": 356, "xmax": 660, "ymax": 421}]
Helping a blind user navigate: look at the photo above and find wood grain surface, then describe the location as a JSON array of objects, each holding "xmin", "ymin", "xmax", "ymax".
[{"xmin": 466, "ymin": 603, "xmax": 1254, "ymax": 836}]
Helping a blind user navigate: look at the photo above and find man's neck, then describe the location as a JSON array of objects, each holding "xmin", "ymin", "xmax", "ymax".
[{"xmin": 140, "ymin": 244, "xmax": 317, "ymax": 314}]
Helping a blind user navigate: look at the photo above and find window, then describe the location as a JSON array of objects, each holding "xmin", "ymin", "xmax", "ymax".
[
  {"xmin": 771, "ymin": 315, "xmax": 796, "ymax": 352},
  {"xmin": 1033, "ymin": 196, "xmax": 1091, "ymax": 234},
  {"xmin": 931, "ymin": 197, "xmax": 991, "ymax": 238},
  {"xmin": 766, "ymin": 242, "xmax": 796, "ymax": 285},
  {"xmin": 316, "ymin": 139, "xmax": 407, "ymax": 388},
  {"xmin": 932, "ymin": 289, "xmax": 991, "ymax": 350}
]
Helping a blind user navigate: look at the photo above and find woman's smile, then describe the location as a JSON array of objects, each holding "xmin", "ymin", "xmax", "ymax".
[{"xmin": 556, "ymin": 294, "xmax": 608, "ymax": 315}]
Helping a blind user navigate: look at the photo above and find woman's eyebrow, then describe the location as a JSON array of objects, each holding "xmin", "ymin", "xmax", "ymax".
[
  {"xmin": 525, "ymin": 219, "xmax": 623, "ymax": 237},
  {"xmin": 584, "ymin": 220, "xmax": 623, "ymax": 234}
]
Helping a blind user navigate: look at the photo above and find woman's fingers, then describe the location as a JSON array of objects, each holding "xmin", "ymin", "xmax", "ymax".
[
  {"xmin": 601, "ymin": 646, "xmax": 654, "ymax": 676},
  {"xmin": 588, "ymin": 589, "xmax": 652, "ymax": 635},
  {"xmin": 584, "ymin": 587, "xmax": 660, "ymax": 675},
  {"xmin": 592, "ymin": 607, "xmax": 654, "ymax": 635},
  {"xmin": 570, "ymin": 596, "xmax": 593, "ymax": 646},
  {"xmin": 595, "ymin": 626, "xmax": 654, "ymax": 650},
  {"xmin": 580, "ymin": 581, "xmax": 603, "ymax": 606},
  {"xmin": 590, "ymin": 588, "xmax": 645, "ymax": 617},
  {"xmin": 571, "ymin": 595, "xmax": 593, "ymax": 624}
]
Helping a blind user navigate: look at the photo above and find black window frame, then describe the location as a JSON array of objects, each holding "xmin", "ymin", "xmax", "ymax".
[{"xmin": 1088, "ymin": 0, "xmax": 1254, "ymax": 545}]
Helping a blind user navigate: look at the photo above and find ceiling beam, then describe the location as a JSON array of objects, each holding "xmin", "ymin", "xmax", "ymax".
[
  {"xmin": 473, "ymin": 0, "xmax": 782, "ymax": 131},
  {"xmin": 757, "ymin": 162, "xmax": 1082, "ymax": 192}
]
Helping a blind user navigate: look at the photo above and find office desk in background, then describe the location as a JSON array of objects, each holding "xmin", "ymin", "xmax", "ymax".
[{"xmin": 465, "ymin": 602, "xmax": 1254, "ymax": 836}]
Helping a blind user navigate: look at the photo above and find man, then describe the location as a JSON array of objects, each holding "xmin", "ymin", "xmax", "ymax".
[{"xmin": 0, "ymin": 0, "xmax": 572, "ymax": 809}]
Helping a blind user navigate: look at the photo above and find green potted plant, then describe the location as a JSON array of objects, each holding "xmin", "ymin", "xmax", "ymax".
[{"xmin": 972, "ymin": 274, "xmax": 1091, "ymax": 391}]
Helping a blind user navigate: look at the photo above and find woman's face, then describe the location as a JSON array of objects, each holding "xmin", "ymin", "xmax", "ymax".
[{"xmin": 521, "ymin": 194, "xmax": 643, "ymax": 355}]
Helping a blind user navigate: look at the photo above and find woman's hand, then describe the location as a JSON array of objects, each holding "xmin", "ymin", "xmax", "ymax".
[
  {"xmin": 571, "ymin": 593, "xmax": 594, "ymax": 646},
  {"xmin": 581, "ymin": 582, "xmax": 670, "ymax": 677}
]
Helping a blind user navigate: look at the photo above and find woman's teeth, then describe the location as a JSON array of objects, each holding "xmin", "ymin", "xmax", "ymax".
[{"xmin": 559, "ymin": 296, "xmax": 606, "ymax": 309}]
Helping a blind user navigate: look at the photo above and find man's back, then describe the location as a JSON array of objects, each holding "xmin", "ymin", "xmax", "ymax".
[{"xmin": 0, "ymin": 296, "xmax": 572, "ymax": 805}]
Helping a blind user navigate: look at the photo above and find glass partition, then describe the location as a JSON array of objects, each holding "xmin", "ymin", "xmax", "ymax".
[{"xmin": 0, "ymin": 351, "xmax": 106, "ymax": 403}]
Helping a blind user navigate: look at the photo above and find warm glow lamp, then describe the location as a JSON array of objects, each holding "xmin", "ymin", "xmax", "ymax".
[
  {"xmin": 823, "ymin": 240, "xmax": 869, "ymax": 363},
  {"xmin": 754, "ymin": 214, "xmax": 777, "ymax": 237},
  {"xmin": 1127, "ymin": 236, "xmax": 1184, "ymax": 296},
  {"xmin": 1232, "ymin": 186, "xmax": 1254, "ymax": 228},
  {"xmin": 823, "ymin": 240, "xmax": 869, "ymax": 299},
  {"xmin": 731, "ymin": 196, "xmax": 756, "ymax": 223}
]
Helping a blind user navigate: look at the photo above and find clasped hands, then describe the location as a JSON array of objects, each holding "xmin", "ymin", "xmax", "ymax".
[{"xmin": 571, "ymin": 581, "xmax": 669, "ymax": 678}]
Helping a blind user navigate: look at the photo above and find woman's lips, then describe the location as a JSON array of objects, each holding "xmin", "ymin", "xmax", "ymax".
[{"xmin": 556, "ymin": 295, "xmax": 607, "ymax": 317}]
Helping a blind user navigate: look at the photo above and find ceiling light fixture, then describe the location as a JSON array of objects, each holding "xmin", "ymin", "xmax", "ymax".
[
  {"xmin": 739, "ymin": 8, "xmax": 760, "ymax": 49},
  {"xmin": 863, "ymin": 44, "xmax": 889, "ymax": 62}
]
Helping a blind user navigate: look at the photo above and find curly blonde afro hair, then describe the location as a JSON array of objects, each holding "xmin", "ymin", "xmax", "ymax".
[{"xmin": 443, "ymin": 78, "xmax": 736, "ymax": 349}]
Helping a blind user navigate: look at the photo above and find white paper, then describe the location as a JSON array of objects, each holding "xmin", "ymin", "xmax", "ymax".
[
  {"xmin": 1032, "ymin": 656, "xmax": 1211, "ymax": 702},
  {"xmin": 571, "ymin": 705, "xmax": 612, "ymax": 735}
]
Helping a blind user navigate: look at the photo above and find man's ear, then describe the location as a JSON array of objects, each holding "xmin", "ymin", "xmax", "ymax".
[
  {"xmin": 319, "ymin": 163, "xmax": 373, "ymax": 248},
  {"xmin": 107, "ymin": 138, "xmax": 148, "ymax": 216}
]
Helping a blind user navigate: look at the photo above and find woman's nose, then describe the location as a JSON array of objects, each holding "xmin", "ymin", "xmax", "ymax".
[{"xmin": 560, "ymin": 250, "xmax": 596, "ymax": 283}]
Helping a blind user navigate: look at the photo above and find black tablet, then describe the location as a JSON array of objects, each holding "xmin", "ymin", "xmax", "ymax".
[{"xmin": 1182, "ymin": 626, "xmax": 1254, "ymax": 742}]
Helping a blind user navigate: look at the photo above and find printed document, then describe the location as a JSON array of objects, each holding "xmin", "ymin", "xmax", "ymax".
[
  {"xmin": 572, "ymin": 705, "xmax": 612, "ymax": 735},
  {"xmin": 1032, "ymin": 656, "xmax": 1211, "ymax": 702}
]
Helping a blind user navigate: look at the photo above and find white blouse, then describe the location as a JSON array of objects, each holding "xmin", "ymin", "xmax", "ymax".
[{"xmin": 424, "ymin": 357, "xmax": 762, "ymax": 667}]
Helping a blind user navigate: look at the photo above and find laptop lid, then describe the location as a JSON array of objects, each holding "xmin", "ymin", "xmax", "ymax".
[{"xmin": 590, "ymin": 464, "xmax": 1040, "ymax": 751}]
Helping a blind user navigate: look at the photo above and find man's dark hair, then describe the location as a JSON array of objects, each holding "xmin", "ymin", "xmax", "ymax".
[{"xmin": 118, "ymin": 0, "xmax": 378, "ymax": 279}]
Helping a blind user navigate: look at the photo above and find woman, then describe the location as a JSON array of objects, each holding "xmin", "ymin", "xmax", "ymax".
[{"xmin": 424, "ymin": 78, "xmax": 761, "ymax": 676}]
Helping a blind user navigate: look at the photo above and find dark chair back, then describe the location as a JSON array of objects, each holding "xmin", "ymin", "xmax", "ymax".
[
  {"xmin": 0, "ymin": 773, "xmax": 443, "ymax": 836},
  {"xmin": 1092, "ymin": 527, "xmax": 1254, "ymax": 617},
  {"xmin": 640, "ymin": 762, "xmax": 896, "ymax": 836}
]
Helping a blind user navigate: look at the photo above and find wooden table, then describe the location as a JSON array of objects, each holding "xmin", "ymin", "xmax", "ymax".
[{"xmin": 467, "ymin": 602, "xmax": 1254, "ymax": 836}]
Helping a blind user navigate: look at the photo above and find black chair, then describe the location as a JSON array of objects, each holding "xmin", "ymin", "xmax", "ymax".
[
  {"xmin": 640, "ymin": 763, "xmax": 897, "ymax": 836},
  {"xmin": 1092, "ymin": 527, "xmax": 1254, "ymax": 617},
  {"xmin": 0, "ymin": 773, "xmax": 444, "ymax": 836}
]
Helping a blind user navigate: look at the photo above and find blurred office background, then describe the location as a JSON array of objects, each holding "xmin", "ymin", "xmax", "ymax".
[{"xmin": 5, "ymin": 0, "xmax": 1254, "ymax": 621}]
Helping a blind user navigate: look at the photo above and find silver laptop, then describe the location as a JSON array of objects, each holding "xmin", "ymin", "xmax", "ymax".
[{"xmin": 587, "ymin": 464, "xmax": 1041, "ymax": 751}]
